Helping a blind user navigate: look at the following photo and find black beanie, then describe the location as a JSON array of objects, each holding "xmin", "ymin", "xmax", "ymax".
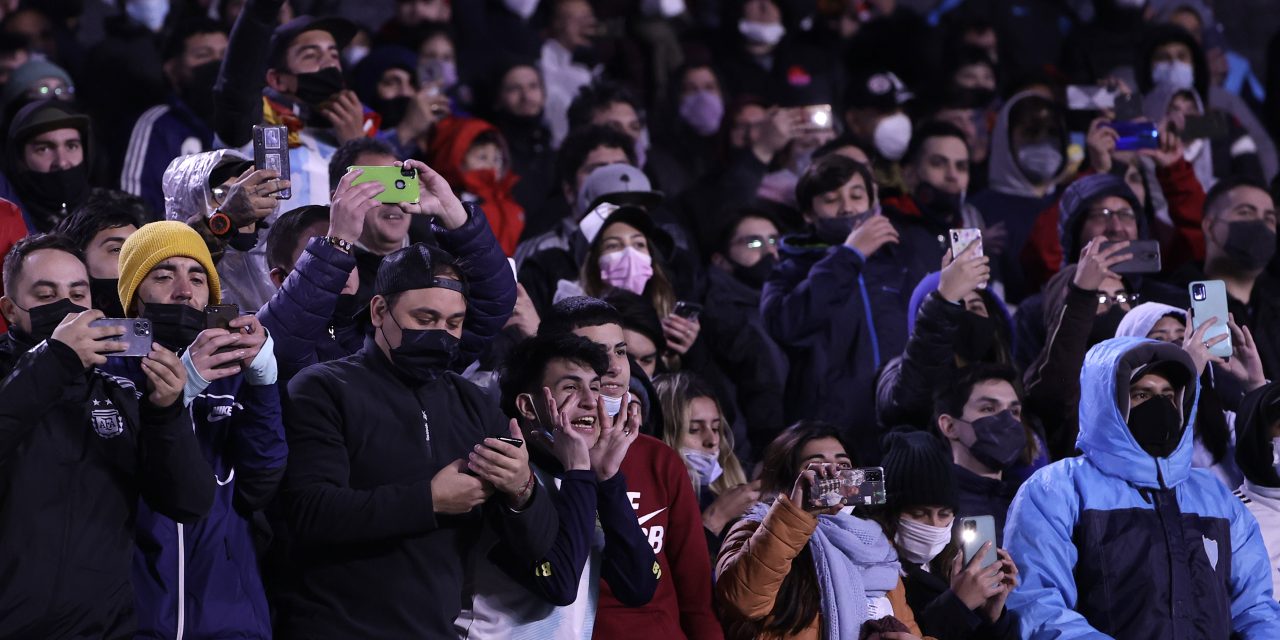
[{"xmin": 882, "ymin": 430, "xmax": 959, "ymax": 512}]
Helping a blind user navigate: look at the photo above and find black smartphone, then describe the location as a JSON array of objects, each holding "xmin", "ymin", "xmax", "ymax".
[
  {"xmin": 673, "ymin": 301, "xmax": 703, "ymax": 321},
  {"xmin": 205, "ymin": 304, "xmax": 240, "ymax": 331},
  {"xmin": 89, "ymin": 318, "xmax": 152, "ymax": 356},
  {"xmin": 1180, "ymin": 113, "xmax": 1229, "ymax": 141},
  {"xmin": 1100, "ymin": 239, "xmax": 1162, "ymax": 274},
  {"xmin": 1114, "ymin": 93, "xmax": 1143, "ymax": 121},
  {"xmin": 252, "ymin": 124, "xmax": 291, "ymax": 199},
  {"xmin": 494, "ymin": 437, "xmax": 524, "ymax": 449}
]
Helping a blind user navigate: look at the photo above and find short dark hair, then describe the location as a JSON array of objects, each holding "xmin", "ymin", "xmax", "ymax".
[
  {"xmin": 567, "ymin": 81, "xmax": 642, "ymax": 132},
  {"xmin": 932, "ymin": 363, "xmax": 1022, "ymax": 425},
  {"xmin": 3, "ymin": 233, "xmax": 84, "ymax": 298},
  {"xmin": 813, "ymin": 134, "xmax": 872, "ymax": 164},
  {"xmin": 55, "ymin": 189, "xmax": 146, "ymax": 250},
  {"xmin": 556, "ymin": 125, "xmax": 637, "ymax": 191},
  {"xmin": 328, "ymin": 137, "xmax": 397, "ymax": 192},
  {"xmin": 162, "ymin": 17, "xmax": 227, "ymax": 62},
  {"xmin": 715, "ymin": 207, "xmax": 780, "ymax": 256},
  {"xmin": 902, "ymin": 120, "xmax": 970, "ymax": 167},
  {"xmin": 602, "ymin": 290, "xmax": 667, "ymax": 354},
  {"xmin": 266, "ymin": 205, "xmax": 330, "ymax": 272},
  {"xmin": 538, "ymin": 296, "xmax": 623, "ymax": 338},
  {"xmin": 794, "ymin": 154, "xmax": 876, "ymax": 214},
  {"xmin": 1204, "ymin": 175, "xmax": 1271, "ymax": 221},
  {"xmin": 500, "ymin": 332, "xmax": 610, "ymax": 419}
]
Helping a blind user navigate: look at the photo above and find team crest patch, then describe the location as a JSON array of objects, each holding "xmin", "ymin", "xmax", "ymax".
[{"xmin": 91, "ymin": 408, "xmax": 125, "ymax": 438}]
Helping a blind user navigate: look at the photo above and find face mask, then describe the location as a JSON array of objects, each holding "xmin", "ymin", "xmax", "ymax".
[
  {"xmin": 376, "ymin": 95, "xmax": 412, "ymax": 129},
  {"xmin": 681, "ymin": 448, "xmax": 724, "ymax": 486},
  {"xmin": 126, "ymin": 0, "xmax": 169, "ymax": 32},
  {"xmin": 503, "ymin": 0, "xmax": 540, "ymax": 20},
  {"xmin": 954, "ymin": 312, "xmax": 997, "ymax": 363},
  {"xmin": 90, "ymin": 278, "xmax": 124, "ymax": 318},
  {"xmin": 385, "ymin": 320, "xmax": 461, "ymax": 383},
  {"xmin": 1152, "ymin": 61, "xmax": 1195, "ymax": 90},
  {"xmin": 914, "ymin": 182, "xmax": 964, "ymax": 222},
  {"xmin": 1089, "ymin": 304, "xmax": 1128, "ymax": 346},
  {"xmin": 679, "ymin": 90, "xmax": 724, "ymax": 137},
  {"xmin": 180, "ymin": 60, "xmax": 221, "ymax": 122},
  {"xmin": 294, "ymin": 67, "xmax": 345, "ymax": 107},
  {"xmin": 814, "ymin": 215, "xmax": 856, "ymax": 246},
  {"xmin": 730, "ymin": 253, "xmax": 775, "ymax": 289},
  {"xmin": 966, "ymin": 410, "xmax": 1027, "ymax": 471},
  {"xmin": 421, "ymin": 59, "xmax": 459, "ymax": 90},
  {"xmin": 635, "ymin": 128, "xmax": 651, "ymax": 170},
  {"xmin": 1220, "ymin": 220, "xmax": 1277, "ymax": 271},
  {"xmin": 228, "ymin": 231, "xmax": 259, "ymax": 252},
  {"xmin": 599, "ymin": 246, "xmax": 654, "ymax": 295},
  {"xmin": 602, "ymin": 392, "xmax": 625, "ymax": 418},
  {"xmin": 18, "ymin": 164, "xmax": 90, "ymax": 224},
  {"xmin": 23, "ymin": 298, "xmax": 89, "ymax": 344},
  {"xmin": 873, "ymin": 113, "xmax": 913, "ymax": 161},
  {"xmin": 739, "ymin": 20, "xmax": 786, "ymax": 47},
  {"xmin": 1016, "ymin": 142, "xmax": 1063, "ymax": 184},
  {"xmin": 1127, "ymin": 396, "xmax": 1184, "ymax": 458},
  {"xmin": 895, "ymin": 517, "xmax": 952, "ymax": 565},
  {"xmin": 141, "ymin": 302, "xmax": 205, "ymax": 352},
  {"xmin": 1271, "ymin": 436, "xmax": 1280, "ymax": 474},
  {"xmin": 342, "ymin": 45, "xmax": 370, "ymax": 69}
]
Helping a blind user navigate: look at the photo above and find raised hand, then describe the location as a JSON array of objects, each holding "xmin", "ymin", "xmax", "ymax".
[
  {"xmin": 937, "ymin": 241, "xmax": 990, "ymax": 303},
  {"xmin": 50, "ymin": 309, "xmax": 127, "ymax": 369},
  {"xmin": 187, "ymin": 329, "xmax": 246, "ymax": 382},
  {"xmin": 330, "ymin": 168, "xmax": 385, "ymax": 243},
  {"xmin": 950, "ymin": 542, "xmax": 1006, "ymax": 610},
  {"xmin": 141, "ymin": 343, "xmax": 187, "ymax": 407},
  {"xmin": 1182, "ymin": 310, "xmax": 1227, "ymax": 377},
  {"xmin": 1215, "ymin": 315, "xmax": 1266, "ymax": 391},
  {"xmin": 1086, "ymin": 117, "xmax": 1119, "ymax": 173},
  {"xmin": 660, "ymin": 314, "xmax": 700, "ymax": 355},
  {"xmin": 702, "ymin": 479, "xmax": 762, "ymax": 536},
  {"xmin": 1073, "ymin": 238, "xmax": 1130, "ymax": 291},
  {"xmin": 590, "ymin": 397, "xmax": 640, "ymax": 482},
  {"xmin": 227, "ymin": 314, "xmax": 267, "ymax": 368},
  {"xmin": 220, "ymin": 168, "xmax": 288, "ymax": 227},
  {"xmin": 396, "ymin": 159, "xmax": 468, "ymax": 230},
  {"xmin": 846, "ymin": 213, "xmax": 899, "ymax": 258},
  {"xmin": 979, "ymin": 548, "xmax": 1020, "ymax": 623}
]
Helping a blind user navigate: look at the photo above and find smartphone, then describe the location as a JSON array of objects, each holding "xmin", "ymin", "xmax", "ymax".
[
  {"xmin": 1180, "ymin": 113, "xmax": 1229, "ymax": 141},
  {"xmin": 808, "ymin": 467, "xmax": 887, "ymax": 507},
  {"xmin": 796, "ymin": 104, "xmax": 834, "ymax": 133},
  {"xmin": 949, "ymin": 228, "xmax": 986, "ymax": 289},
  {"xmin": 954, "ymin": 515, "xmax": 999, "ymax": 570},
  {"xmin": 252, "ymin": 124, "xmax": 291, "ymax": 199},
  {"xmin": 89, "ymin": 318, "xmax": 153, "ymax": 357},
  {"xmin": 673, "ymin": 301, "xmax": 703, "ymax": 322},
  {"xmin": 1066, "ymin": 85, "xmax": 1116, "ymax": 111},
  {"xmin": 1114, "ymin": 93, "xmax": 1143, "ymax": 121},
  {"xmin": 348, "ymin": 165, "xmax": 421, "ymax": 204},
  {"xmin": 495, "ymin": 437, "xmax": 524, "ymax": 448},
  {"xmin": 1109, "ymin": 120, "xmax": 1159, "ymax": 151},
  {"xmin": 205, "ymin": 304, "xmax": 240, "ymax": 331},
  {"xmin": 1189, "ymin": 280, "xmax": 1233, "ymax": 359},
  {"xmin": 1100, "ymin": 239, "xmax": 1162, "ymax": 274}
]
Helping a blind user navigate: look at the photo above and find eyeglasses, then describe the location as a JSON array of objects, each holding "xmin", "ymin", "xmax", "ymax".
[
  {"xmin": 1086, "ymin": 207, "xmax": 1137, "ymax": 224},
  {"xmin": 1096, "ymin": 292, "xmax": 1140, "ymax": 306},
  {"xmin": 29, "ymin": 85, "xmax": 75, "ymax": 99},
  {"xmin": 738, "ymin": 235, "xmax": 779, "ymax": 250}
]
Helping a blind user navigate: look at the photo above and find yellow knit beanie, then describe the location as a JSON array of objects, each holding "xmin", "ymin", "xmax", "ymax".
[{"xmin": 117, "ymin": 221, "xmax": 221, "ymax": 316}]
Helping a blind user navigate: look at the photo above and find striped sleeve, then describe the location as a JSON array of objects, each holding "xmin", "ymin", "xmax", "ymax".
[{"xmin": 120, "ymin": 105, "xmax": 171, "ymax": 196}]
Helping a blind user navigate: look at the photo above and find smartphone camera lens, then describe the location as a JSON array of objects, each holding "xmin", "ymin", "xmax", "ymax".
[
  {"xmin": 1192, "ymin": 284, "xmax": 1206, "ymax": 301},
  {"xmin": 394, "ymin": 179, "xmax": 406, "ymax": 190}
]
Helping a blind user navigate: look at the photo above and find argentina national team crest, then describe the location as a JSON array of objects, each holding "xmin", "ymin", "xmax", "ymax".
[{"xmin": 90, "ymin": 399, "xmax": 125, "ymax": 439}]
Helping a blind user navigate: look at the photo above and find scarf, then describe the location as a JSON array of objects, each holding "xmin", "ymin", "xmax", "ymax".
[
  {"xmin": 744, "ymin": 502, "xmax": 901, "ymax": 638},
  {"xmin": 261, "ymin": 93, "xmax": 380, "ymax": 148}
]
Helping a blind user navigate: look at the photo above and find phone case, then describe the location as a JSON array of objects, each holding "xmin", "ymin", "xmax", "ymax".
[
  {"xmin": 673, "ymin": 301, "xmax": 703, "ymax": 320},
  {"xmin": 1189, "ymin": 280, "xmax": 1233, "ymax": 359},
  {"xmin": 348, "ymin": 166, "xmax": 421, "ymax": 204},
  {"xmin": 89, "ymin": 318, "xmax": 153, "ymax": 357},
  {"xmin": 1110, "ymin": 120, "xmax": 1159, "ymax": 151},
  {"xmin": 949, "ymin": 228, "xmax": 987, "ymax": 289},
  {"xmin": 1102, "ymin": 239, "xmax": 1162, "ymax": 274},
  {"xmin": 205, "ymin": 304, "xmax": 239, "ymax": 331},
  {"xmin": 1066, "ymin": 85, "xmax": 1116, "ymax": 111},
  {"xmin": 955, "ymin": 515, "xmax": 999, "ymax": 570},
  {"xmin": 253, "ymin": 125, "xmax": 292, "ymax": 199}
]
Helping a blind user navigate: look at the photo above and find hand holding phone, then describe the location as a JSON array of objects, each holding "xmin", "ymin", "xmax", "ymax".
[
  {"xmin": 1100, "ymin": 239, "xmax": 1161, "ymax": 274},
  {"xmin": 252, "ymin": 125, "xmax": 291, "ymax": 199},
  {"xmin": 673, "ymin": 301, "xmax": 703, "ymax": 322},
  {"xmin": 1189, "ymin": 280, "xmax": 1232, "ymax": 359},
  {"xmin": 347, "ymin": 165, "xmax": 421, "ymax": 204},
  {"xmin": 88, "ymin": 318, "xmax": 152, "ymax": 357},
  {"xmin": 954, "ymin": 515, "xmax": 1000, "ymax": 571}
]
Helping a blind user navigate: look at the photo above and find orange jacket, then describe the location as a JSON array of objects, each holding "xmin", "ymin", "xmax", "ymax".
[
  {"xmin": 426, "ymin": 116, "xmax": 524, "ymax": 256},
  {"xmin": 715, "ymin": 495, "xmax": 929, "ymax": 640},
  {"xmin": 0, "ymin": 198, "xmax": 30, "ymax": 333}
]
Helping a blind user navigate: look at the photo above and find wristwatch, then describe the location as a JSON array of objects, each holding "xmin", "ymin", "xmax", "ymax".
[
  {"xmin": 207, "ymin": 208, "xmax": 235, "ymax": 237},
  {"xmin": 318, "ymin": 235, "xmax": 354, "ymax": 254}
]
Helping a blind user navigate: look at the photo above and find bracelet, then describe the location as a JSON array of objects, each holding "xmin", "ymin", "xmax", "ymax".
[
  {"xmin": 516, "ymin": 471, "xmax": 536, "ymax": 498},
  {"xmin": 319, "ymin": 235, "xmax": 354, "ymax": 254}
]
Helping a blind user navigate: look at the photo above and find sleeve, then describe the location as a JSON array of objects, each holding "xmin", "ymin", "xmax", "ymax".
[
  {"xmin": 257, "ymin": 238, "xmax": 357, "ymax": 379},
  {"xmin": 1154, "ymin": 158, "xmax": 1207, "ymax": 271},
  {"xmin": 715, "ymin": 495, "xmax": 817, "ymax": 621},
  {"xmin": 481, "ymin": 399, "xmax": 558, "ymax": 562},
  {"xmin": 119, "ymin": 106, "xmax": 172, "ymax": 217},
  {"xmin": 597, "ymin": 471, "xmax": 660, "ymax": 607},
  {"xmin": 878, "ymin": 291, "xmax": 966, "ymax": 428},
  {"xmin": 433, "ymin": 202, "xmax": 518, "ymax": 372},
  {"xmin": 136, "ymin": 392, "xmax": 218, "ymax": 523},
  {"xmin": 761, "ymin": 246, "xmax": 865, "ymax": 346},
  {"xmin": 1023, "ymin": 283, "xmax": 1096, "ymax": 449},
  {"xmin": 491, "ymin": 470, "xmax": 597, "ymax": 606},
  {"xmin": 1002, "ymin": 470, "xmax": 1108, "ymax": 639},
  {"xmin": 227, "ymin": 380, "xmax": 288, "ymax": 514},
  {"xmin": 0, "ymin": 339, "xmax": 85, "ymax": 460},
  {"xmin": 280, "ymin": 369, "xmax": 439, "ymax": 543},
  {"xmin": 914, "ymin": 588, "xmax": 984, "ymax": 640},
  {"xmin": 660, "ymin": 446, "xmax": 724, "ymax": 639},
  {"xmin": 1224, "ymin": 489, "xmax": 1280, "ymax": 636},
  {"xmin": 212, "ymin": 0, "xmax": 283, "ymax": 148}
]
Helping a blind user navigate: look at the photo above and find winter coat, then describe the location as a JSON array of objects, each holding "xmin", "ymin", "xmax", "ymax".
[
  {"xmin": 901, "ymin": 562, "xmax": 1019, "ymax": 640},
  {"xmin": 1005, "ymin": 338, "xmax": 1280, "ymax": 638},
  {"xmin": 121, "ymin": 96, "xmax": 215, "ymax": 219},
  {"xmin": 426, "ymin": 116, "xmax": 526, "ymax": 256},
  {"xmin": 0, "ymin": 197, "xmax": 28, "ymax": 333},
  {"xmin": 1169, "ymin": 263, "xmax": 1280, "ymax": 383},
  {"xmin": 1233, "ymin": 382, "xmax": 1280, "ymax": 596}
]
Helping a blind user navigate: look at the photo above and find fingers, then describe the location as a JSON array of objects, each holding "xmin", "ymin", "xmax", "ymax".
[{"xmin": 966, "ymin": 542, "xmax": 992, "ymax": 570}]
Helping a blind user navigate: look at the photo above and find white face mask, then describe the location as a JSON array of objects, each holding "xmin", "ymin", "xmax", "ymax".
[
  {"xmin": 503, "ymin": 0, "xmax": 540, "ymax": 20},
  {"xmin": 681, "ymin": 448, "xmax": 723, "ymax": 485},
  {"xmin": 873, "ymin": 113, "xmax": 913, "ymax": 161},
  {"xmin": 602, "ymin": 392, "xmax": 626, "ymax": 418},
  {"xmin": 1152, "ymin": 61, "xmax": 1195, "ymax": 90},
  {"xmin": 738, "ymin": 20, "xmax": 786, "ymax": 47},
  {"xmin": 895, "ymin": 516, "xmax": 952, "ymax": 565},
  {"xmin": 1183, "ymin": 138, "xmax": 1206, "ymax": 162},
  {"xmin": 126, "ymin": 0, "xmax": 170, "ymax": 32}
]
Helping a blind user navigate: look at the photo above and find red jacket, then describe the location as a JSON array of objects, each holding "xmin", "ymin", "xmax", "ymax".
[
  {"xmin": 427, "ymin": 117, "xmax": 525, "ymax": 257},
  {"xmin": 1020, "ymin": 159, "xmax": 1206, "ymax": 290},
  {"xmin": 0, "ymin": 198, "xmax": 30, "ymax": 333},
  {"xmin": 594, "ymin": 435, "xmax": 724, "ymax": 640}
]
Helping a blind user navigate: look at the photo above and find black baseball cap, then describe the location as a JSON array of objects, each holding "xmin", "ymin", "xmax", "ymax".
[
  {"xmin": 268, "ymin": 15, "xmax": 357, "ymax": 71},
  {"xmin": 374, "ymin": 242, "xmax": 468, "ymax": 298},
  {"xmin": 845, "ymin": 69, "xmax": 912, "ymax": 112}
]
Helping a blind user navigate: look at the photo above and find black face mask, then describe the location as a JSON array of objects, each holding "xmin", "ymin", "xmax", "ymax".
[
  {"xmin": 90, "ymin": 278, "xmax": 124, "ymax": 318},
  {"xmin": 1221, "ymin": 220, "xmax": 1277, "ymax": 271},
  {"xmin": 914, "ymin": 182, "xmax": 964, "ymax": 224},
  {"xmin": 22, "ymin": 298, "xmax": 89, "ymax": 344},
  {"xmin": 383, "ymin": 314, "xmax": 461, "ymax": 383},
  {"xmin": 16, "ymin": 164, "xmax": 90, "ymax": 230},
  {"xmin": 179, "ymin": 59, "xmax": 221, "ymax": 123},
  {"xmin": 141, "ymin": 302, "xmax": 205, "ymax": 351},
  {"xmin": 813, "ymin": 216, "xmax": 856, "ymax": 246},
  {"xmin": 228, "ymin": 230, "xmax": 259, "ymax": 252},
  {"xmin": 954, "ymin": 311, "xmax": 998, "ymax": 363},
  {"xmin": 375, "ymin": 95, "xmax": 411, "ymax": 129},
  {"xmin": 1128, "ymin": 396, "xmax": 1185, "ymax": 458},
  {"xmin": 730, "ymin": 253, "xmax": 775, "ymax": 289},
  {"xmin": 966, "ymin": 410, "xmax": 1028, "ymax": 471},
  {"xmin": 1089, "ymin": 304, "xmax": 1127, "ymax": 346},
  {"xmin": 294, "ymin": 66, "xmax": 345, "ymax": 107}
]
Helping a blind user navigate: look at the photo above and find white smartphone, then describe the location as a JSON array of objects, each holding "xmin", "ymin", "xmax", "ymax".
[{"xmin": 949, "ymin": 228, "xmax": 986, "ymax": 289}]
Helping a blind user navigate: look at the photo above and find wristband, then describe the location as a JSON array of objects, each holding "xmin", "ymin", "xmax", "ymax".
[{"xmin": 319, "ymin": 235, "xmax": 355, "ymax": 255}]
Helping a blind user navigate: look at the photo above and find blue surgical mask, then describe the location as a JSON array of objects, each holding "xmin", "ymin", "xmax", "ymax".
[{"xmin": 681, "ymin": 448, "xmax": 723, "ymax": 485}]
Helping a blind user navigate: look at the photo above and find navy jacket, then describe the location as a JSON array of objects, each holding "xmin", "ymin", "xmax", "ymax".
[
  {"xmin": 120, "ymin": 96, "xmax": 214, "ymax": 218},
  {"xmin": 103, "ymin": 357, "xmax": 287, "ymax": 640}
]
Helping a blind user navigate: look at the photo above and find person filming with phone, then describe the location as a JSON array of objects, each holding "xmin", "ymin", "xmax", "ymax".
[{"xmin": 1005, "ymin": 337, "xmax": 1280, "ymax": 638}]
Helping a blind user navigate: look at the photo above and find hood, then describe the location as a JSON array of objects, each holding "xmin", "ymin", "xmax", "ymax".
[
  {"xmin": 1142, "ymin": 82, "xmax": 1215, "ymax": 189},
  {"xmin": 987, "ymin": 90, "xmax": 1064, "ymax": 198},
  {"xmin": 161, "ymin": 149, "xmax": 250, "ymax": 221},
  {"xmin": 1135, "ymin": 24, "xmax": 1210, "ymax": 100},
  {"xmin": 426, "ymin": 116, "xmax": 512, "ymax": 190},
  {"xmin": 1077, "ymin": 337, "xmax": 1200, "ymax": 489},
  {"xmin": 1114, "ymin": 302, "xmax": 1185, "ymax": 339},
  {"xmin": 1057, "ymin": 173, "xmax": 1146, "ymax": 267},
  {"xmin": 1235, "ymin": 382, "xmax": 1280, "ymax": 488},
  {"xmin": 905, "ymin": 271, "xmax": 1013, "ymax": 340}
]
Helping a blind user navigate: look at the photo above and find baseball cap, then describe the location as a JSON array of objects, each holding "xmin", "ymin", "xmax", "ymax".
[
  {"xmin": 374, "ymin": 243, "xmax": 468, "ymax": 298},
  {"xmin": 845, "ymin": 70, "xmax": 913, "ymax": 112},
  {"xmin": 576, "ymin": 164, "xmax": 664, "ymax": 217}
]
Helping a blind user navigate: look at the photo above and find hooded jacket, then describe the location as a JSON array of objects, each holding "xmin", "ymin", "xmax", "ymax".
[
  {"xmin": 4, "ymin": 99, "xmax": 94, "ymax": 232},
  {"xmin": 427, "ymin": 117, "xmax": 525, "ymax": 256},
  {"xmin": 1005, "ymin": 338, "xmax": 1280, "ymax": 638},
  {"xmin": 121, "ymin": 95, "xmax": 216, "ymax": 217},
  {"xmin": 1233, "ymin": 382, "xmax": 1280, "ymax": 595}
]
